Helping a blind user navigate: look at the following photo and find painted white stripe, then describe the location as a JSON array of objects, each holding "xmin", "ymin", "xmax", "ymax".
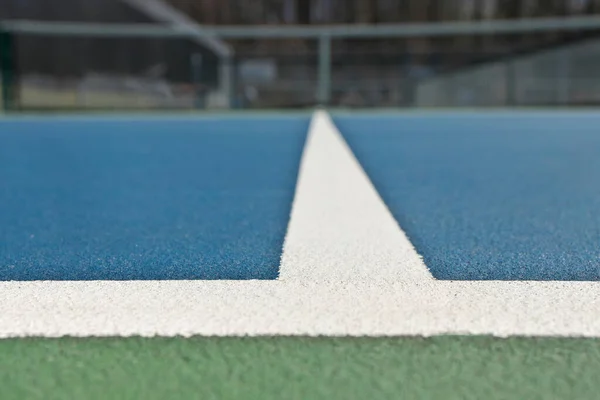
[
  {"xmin": 1, "ymin": 281, "xmax": 599, "ymax": 337},
  {"xmin": 0, "ymin": 110, "xmax": 599, "ymax": 338},
  {"xmin": 279, "ymin": 110, "xmax": 433, "ymax": 282}
]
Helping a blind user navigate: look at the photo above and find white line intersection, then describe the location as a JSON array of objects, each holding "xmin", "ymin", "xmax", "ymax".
[{"xmin": 1, "ymin": 111, "xmax": 598, "ymax": 338}]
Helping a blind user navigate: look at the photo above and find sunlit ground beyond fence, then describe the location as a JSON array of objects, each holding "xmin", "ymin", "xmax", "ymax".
[{"xmin": 3, "ymin": 76, "xmax": 201, "ymax": 111}]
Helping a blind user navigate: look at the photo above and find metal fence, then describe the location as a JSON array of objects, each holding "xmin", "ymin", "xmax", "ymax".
[
  {"xmin": 2, "ymin": 16, "xmax": 600, "ymax": 111},
  {"xmin": 415, "ymin": 37, "xmax": 600, "ymax": 107}
]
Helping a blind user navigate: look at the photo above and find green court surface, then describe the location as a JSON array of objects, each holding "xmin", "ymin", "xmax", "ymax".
[{"xmin": 1, "ymin": 337, "xmax": 599, "ymax": 400}]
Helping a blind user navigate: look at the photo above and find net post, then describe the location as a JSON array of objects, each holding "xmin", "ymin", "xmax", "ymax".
[
  {"xmin": 220, "ymin": 54, "xmax": 234, "ymax": 109},
  {"xmin": 505, "ymin": 60, "xmax": 516, "ymax": 106},
  {"xmin": 191, "ymin": 53, "xmax": 205, "ymax": 109},
  {"xmin": 0, "ymin": 25, "xmax": 15, "ymax": 112},
  {"xmin": 557, "ymin": 46, "xmax": 572, "ymax": 105},
  {"xmin": 317, "ymin": 34, "xmax": 331, "ymax": 106}
]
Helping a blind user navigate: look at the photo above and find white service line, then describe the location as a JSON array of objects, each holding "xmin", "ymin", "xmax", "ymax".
[{"xmin": 0, "ymin": 111, "xmax": 599, "ymax": 338}]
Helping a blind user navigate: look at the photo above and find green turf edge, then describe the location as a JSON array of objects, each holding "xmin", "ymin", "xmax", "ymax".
[{"xmin": 1, "ymin": 336, "xmax": 599, "ymax": 400}]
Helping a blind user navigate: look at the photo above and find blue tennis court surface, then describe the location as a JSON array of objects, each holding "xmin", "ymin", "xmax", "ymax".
[
  {"xmin": 2, "ymin": 112, "xmax": 600, "ymax": 282},
  {"xmin": 0, "ymin": 116, "xmax": 309, "ymax": 280},
  {"xmin": 335, "ymin": 113, "xmax": 600, "ymax": 281}
]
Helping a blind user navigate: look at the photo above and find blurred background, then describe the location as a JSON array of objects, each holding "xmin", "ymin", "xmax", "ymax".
[{"xmin": 1, "ymin": 0, "xmax": 600, "ymax": 110}]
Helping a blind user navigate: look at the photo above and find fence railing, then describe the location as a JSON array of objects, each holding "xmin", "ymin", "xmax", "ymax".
[
  {"xmin": 416, "ymin": 38, "xmax": 600, "ymax": 107},
  {"xmin": 3, "ymin": 16, "xmax": 600, "ymax": 111}
]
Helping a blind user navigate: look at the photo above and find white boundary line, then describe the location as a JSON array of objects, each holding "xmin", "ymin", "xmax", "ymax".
[{"xmin": 0, "ymin": 110, "xmax": 599, "ymax": 338}]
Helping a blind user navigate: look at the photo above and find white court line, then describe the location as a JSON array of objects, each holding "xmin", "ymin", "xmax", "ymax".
[
  {"xmin": 0, "ymin": 110, "xmax": 599, "ymax": 338},
  {"xmin": 279, "ymin": 110, "xmax": 433, "ymax": 283}
]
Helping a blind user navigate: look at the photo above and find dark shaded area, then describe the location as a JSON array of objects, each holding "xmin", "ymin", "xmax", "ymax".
[
  {"xmin": 0, "ymin": 0, "xmax": 151, "ymax": 22},
  {"xmin": 1, "ymin": 0, "xmax": 220, "ymax": 87}
]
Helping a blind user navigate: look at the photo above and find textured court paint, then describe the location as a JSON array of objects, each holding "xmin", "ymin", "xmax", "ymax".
[
  {"xmin": 0, "ymin": 117, "xmax": 308, "ymax": 280},
  {"xmin": 2, "ymin": 337, "xmax": 600, "ymax": 400},
  {"xmin": 334, "ymin": 113, "xmax": 600, "ymax": 281},
  {"xmin": 2, "ymin": 112, "xmax": 600, "ymax": 338}
]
